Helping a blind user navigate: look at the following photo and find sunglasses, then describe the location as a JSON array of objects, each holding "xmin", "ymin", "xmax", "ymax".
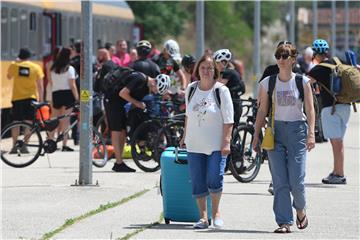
[
  {"xmin": 275, "ymin": 53, "xmax": 292, "ymax": 60},
  {"xmin": 277, "ymin": 41, "xmax": 292, "ymax": 47}
]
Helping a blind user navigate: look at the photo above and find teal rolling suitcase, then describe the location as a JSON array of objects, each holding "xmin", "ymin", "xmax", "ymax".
[{"xmin": 160, "ymin": 147, "xmax": 212, "ymax": 224}]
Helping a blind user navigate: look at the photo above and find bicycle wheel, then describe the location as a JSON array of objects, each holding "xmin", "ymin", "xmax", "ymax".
[
  {"xmin": 92, "ymin": 128, "xmax": 109, "ymax": 168},
  {"xmin": 1, "ymin": 121, "xmax": 42, "ymax": 168},
  {"xmin": 95, "ymin": 114, "xmax": 111, "ymax": 145},
  {"xmin": 154, "ymin": 121, "xmax": 184, "ymax": 163},
  {"xmin": 131, "ymin": 120, "xmax": 161, "ymax": 172},
  {"xmin": 229, "ymin": 124, "xmax": 261, "ymax": 183}
]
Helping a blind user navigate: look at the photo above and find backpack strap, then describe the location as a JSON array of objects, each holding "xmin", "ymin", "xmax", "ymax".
[
  {"xmin": 319, "ymin": 62, "xmax": 336, "ymax": 70},
  {"xmin": 295, "ymin": 73, "xmax": 304, "ymax": 102},
  {"xmin": 268, "ymin": 74, "xmax": 277, "ymax": 108},
  {"xmin": 214, "ymin": 87, "xmax": 221, "ymax": 109},
  {"xmin": 187, "ymin": 81, "xmax": 199, "ymax": 104},
  {"xmin": 333, "ymin": 57, "xmax": 342, "ymax": 66}
]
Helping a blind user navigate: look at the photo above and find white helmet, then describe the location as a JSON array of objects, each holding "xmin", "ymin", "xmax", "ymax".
[
  {"xmin": 156, "ymin": 74, "xmax": 171, "ymax": 95},
  {"xmin": 164, "ymin": 39, "xmax": 181, "ymax": 61},
  {"xmin": 213, "ymin": 49, "xmax": 232, "ymax": 62}
]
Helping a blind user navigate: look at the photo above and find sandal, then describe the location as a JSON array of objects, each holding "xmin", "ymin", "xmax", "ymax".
[
  {"xmin": 296, "ymin": 214, "xmax": 308, "ymax": 230},
  {"xmin": 274, "ymin": 224, "xmax": 291, "ymax": 233}
]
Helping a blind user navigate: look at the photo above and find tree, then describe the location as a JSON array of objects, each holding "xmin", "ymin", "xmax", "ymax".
[{"xmin": 127, "ymin": 1, "xmax": 188, "ymax": 44}]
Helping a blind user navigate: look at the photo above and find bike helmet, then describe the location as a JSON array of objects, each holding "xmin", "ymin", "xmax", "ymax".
[
  {"xmin": 181, "ymin": 54, "xmax": 196, "ymax": 68},
  {"xmin": 156, "ymin": 74, "xmax": 171, "ymax": 95},
  {"xmin": 213, "ymin": 49, "xmax": 232, "ymax": 62},
  {"xmin": 164, "ymin": 39, "xmax": 181, "ymax": 61},
  {"xmin": 136, "ymin": 40, "xmax": 152, "ymax": 57},
  {"xmin": 312, "ymin": 39, "xmax": 329, "ymax": 54}
]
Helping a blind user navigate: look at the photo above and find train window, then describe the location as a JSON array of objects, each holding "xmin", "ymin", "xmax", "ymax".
[
  {"xmin": 62, "ymin": 15, "xmax": 68, "ymax": 46},
  {"xmin": 29, "ymin": 12, "xmax": 36, "ymax": 31},
  {"xmin": 75, "ymin": 17, "xmax": 81, "ymax": 40},
  {"xmin": 1, "ymin": 8, "xmax": 9, "ymax": 57},
  {"xmin": 69, "ymin": 17, "xmax": 75, "ymax": 42},
  {"xmin": 20, "ymin": 10, "xmax": 28, "ymax": 49},
  {"xmin": 10, "ymin": 9, "xmax": 19, "ymax": 57}
]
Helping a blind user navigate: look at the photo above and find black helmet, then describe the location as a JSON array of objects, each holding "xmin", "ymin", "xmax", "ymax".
[
  {"xmin": 181, "ymin": 54, "xmax": 196, "ymax": 68},
  {"xmin": 136, "ymin": 40, "xmax": 152, "ymax": 57}
]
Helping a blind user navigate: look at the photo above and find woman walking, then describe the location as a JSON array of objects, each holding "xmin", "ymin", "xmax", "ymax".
[
  {"xmin": 180, "ymin": 55, "xmax": 234, "ymax": 229},
  {"xmin": 253, "ymin": 43, "xmax": 315, "ymax": 233},
  {"xmin": 49, "ymin": 47, "xmax": 79, "ymax": 151}
]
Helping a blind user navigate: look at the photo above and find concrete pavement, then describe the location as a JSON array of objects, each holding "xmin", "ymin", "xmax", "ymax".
[{"xmin": 2, "ymin": 113, "xmax": 359, "ymax": 239}]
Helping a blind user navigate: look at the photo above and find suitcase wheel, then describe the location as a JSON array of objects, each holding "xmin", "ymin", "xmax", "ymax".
[{"xmin": 165, "ymin": 218, "xmax": 170, "ymax": 224}]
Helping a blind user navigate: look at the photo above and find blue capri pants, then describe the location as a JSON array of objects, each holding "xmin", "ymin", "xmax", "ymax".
[{"xmin": 187, "ymin": 151, "xmax": 227, "ymax": 198}]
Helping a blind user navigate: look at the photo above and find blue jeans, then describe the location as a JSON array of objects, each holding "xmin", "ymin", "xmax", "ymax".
[
  {"xmin": 187, "ymin": 151, "xmax": 226, "ymax": 198},
  {"xmin": 268, "ymin": 121, "xmax": 307, "ymax": 226}
]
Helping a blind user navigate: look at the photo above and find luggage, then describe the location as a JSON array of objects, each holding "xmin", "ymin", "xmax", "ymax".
[{"xmin": 160, "ymin": 147, "xmax": 212, "ymax": 224}]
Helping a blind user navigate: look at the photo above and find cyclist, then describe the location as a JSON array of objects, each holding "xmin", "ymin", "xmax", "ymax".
[
  {"xmin": 152, "ymin": 39, "xmax": 187, "ymax": 90},
  {"xmin": 129, "ymin": 40, "xmax": 160, "ymax": 78},
  {"xmin": 181, "ymin": 54, "xmax": 197, "ymax": 83},
  {"xmin": 106, "ymin": 72, "xmax": 171, "ymax": 172},
  {"xmin": 213, "ymin": 49, "xmax": 246, "ymax": 125}
]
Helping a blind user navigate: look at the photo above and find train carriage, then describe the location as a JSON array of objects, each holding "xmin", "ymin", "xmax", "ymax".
[{"xmin": 1, "ymin": 0, "xmax": 134, "ymax": 129}]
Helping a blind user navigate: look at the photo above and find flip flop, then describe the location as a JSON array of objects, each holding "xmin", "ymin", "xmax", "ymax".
[
  {"xmin": 274, "ymin": 224, "xmax": 291, "ymax": 233},
  {"xmin": 296, "ymin": 214, "xmax": 308, "ymax": 230}
]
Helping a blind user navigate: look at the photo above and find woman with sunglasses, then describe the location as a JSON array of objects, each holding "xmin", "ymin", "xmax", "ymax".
[{"xmin": 252, "ymin": 43, "xmax": 315, "ymax": 233}]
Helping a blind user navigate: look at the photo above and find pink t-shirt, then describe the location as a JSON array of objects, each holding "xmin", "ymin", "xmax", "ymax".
[
  {"xmin": 111, "ymin": 55, "xmax": 122, "ymax": 66},
  {"xmin": 115, "ymin": 53, "xmax": 131, "ymax": 67}
]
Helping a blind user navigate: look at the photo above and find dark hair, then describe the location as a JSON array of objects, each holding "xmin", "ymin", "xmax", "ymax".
[
  {"xmin": 277, "ymin": 40, "xmax": 292, "ymax": 48},
  {"xmin": 52, "ymin": 46, "xmax": 62, "ymax": 60},
  {"xmin": 70, "ymin": 40, "xmax": 81, "ymax": 54},
  {"xmin": 194, "ymin": 55, "xmax": 220, "ymax": 80},
  {"xmin": 18, "ymin": 48, "xmax": 32, "ymax": 59},
  {"xmin": 104, "ymin": 42, "xmax": 113, "ymax": 50},
  {"xmin": 275, "ymin": 44, "xmax": 298, "ymax": 58},
  {"xmin": 51, "ymin": 48, "xmax": 71, "ymax": 74}
]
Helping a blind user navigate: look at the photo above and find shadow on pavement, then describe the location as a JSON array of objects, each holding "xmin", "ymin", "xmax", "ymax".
[
  {"xmin": 305, "ymin": 183, "xmax": 337, "ymax": 188},
  {"xmin": 222, "ymin": 192, "xmax": 271, "ymax": 196}
]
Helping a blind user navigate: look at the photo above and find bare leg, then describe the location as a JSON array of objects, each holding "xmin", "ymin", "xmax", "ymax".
[
  {"xmin": 330, "ymin": 139, "xmax": 345, "ymax": 176},
  {"xmin": 112, "ymin": 130, "xmax": 126, "ymax": 164},
  {"xmin": 196, "ymin": 196, "xmax": 208, "ymax": 222},
  {"xmin": 210, "ymin": 192, "xmax": 222, "ymax": 219}
]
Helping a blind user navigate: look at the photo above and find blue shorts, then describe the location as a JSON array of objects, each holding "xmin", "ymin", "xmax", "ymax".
[
  {"xmin": 321, "ymin": 104, "xmax": 351, "ymax": 139},
  {"xmin": 187, "ymin": 151, "xmax": 226, "ymax": 198}
]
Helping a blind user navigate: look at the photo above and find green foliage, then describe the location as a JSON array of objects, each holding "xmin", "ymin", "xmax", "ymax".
[{"xmin": 127, "ymin": 1, "xmax": 188, "ymax": 44}]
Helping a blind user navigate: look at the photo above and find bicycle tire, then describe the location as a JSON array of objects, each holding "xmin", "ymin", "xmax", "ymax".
[
  {"xmin": 130, "ymin": 120, "xmax": 162, "ymax": 172},
  {"xmin": 229, "ymin": 124, "xmax": 262, "ymax": 183},
  {"xmin": 95, "ymin": 114, "xmax": 111, "ymax": 145},
  {"xmin": 1, "ymin": 121, "xmax": 42, "ymax": 168},
  {"xmin": 153, "ymin": 121, "xmax": 184, "ymax": 164},
  {"xmin": 92, "ymin": 128, "xmax": 109, "ymax": 168}
]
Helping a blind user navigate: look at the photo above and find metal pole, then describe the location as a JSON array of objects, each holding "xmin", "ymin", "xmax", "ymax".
[
  {"xmin": 331, "ymin": 0, "xmax": 336, "ymax": 56},
  {"xmin": 312, "ymin": 0, "xmax": 318, "ymax": 40},
  {"xmin": 290, "ymin": 0, "xmax": 295, "ymax": 44},
  {"xmin": 79, "ymin": 1, "xmax": 93, "ymax": 185},
  {"xmin": 196, "ymin": 0, "xmax": 204, "ymax": 59},
  {"xmin": 253, "ymin": 0, "xmax": 261, "ymax": 97},
  {"xmin": 344, "ymin": 0, "xmax": 349, "ymax": 50}
]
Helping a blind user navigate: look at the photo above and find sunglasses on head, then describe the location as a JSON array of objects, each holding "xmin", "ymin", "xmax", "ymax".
[
  {"xmin": 277, "ymin": 41, "xmax": 292, "ymax": 47},
  {"xmin": 274, "ymin": 53, "xmax": 292, "ymax": 60}
]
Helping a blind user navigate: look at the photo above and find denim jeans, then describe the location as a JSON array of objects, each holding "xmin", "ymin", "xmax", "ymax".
[
  {"xmin": 268, "ymin": 121, "xmax": 307, "ymax": 226},
  {"xmin": 187, "ymin": 151, "xmax": 227, "ymax": 198}
]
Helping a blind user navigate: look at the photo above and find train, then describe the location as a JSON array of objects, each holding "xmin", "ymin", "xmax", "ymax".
[{"xmin": 1, "ymin": 0, "xmax": 135, "ymax": 129}]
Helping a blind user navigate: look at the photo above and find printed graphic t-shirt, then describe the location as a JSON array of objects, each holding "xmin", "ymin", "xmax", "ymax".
[{"xmin": 185, "ymin": 82, "xmax": 234, "ymax": 155}]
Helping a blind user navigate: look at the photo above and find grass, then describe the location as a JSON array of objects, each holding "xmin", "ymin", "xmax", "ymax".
[{"xmin": 41, "ymin": 189, "xmax": 150, "ymax": 240}]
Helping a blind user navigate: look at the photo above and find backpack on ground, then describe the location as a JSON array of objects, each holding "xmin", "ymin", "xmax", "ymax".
[
  {"xmin": 319, "ymin": 57, "xmax": 360, "ymax": 113},
  {"xmin": 187, "ymin": 81, "xmax": 222, "ymax": 108},
  {"xmin": 101, "ymin": 67, "xmax": 134, "ymax": 97}
]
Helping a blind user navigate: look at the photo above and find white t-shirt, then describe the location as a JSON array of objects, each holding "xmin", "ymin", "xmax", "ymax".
[
  {"xmin": 260, "ymin": 73, "xmax": 310, "ymax": 122},
  {"xmin": 51, "ymin": 65, "xmax": 76, "ymax": 92},
  {"xmin": 185, "ymin": 81, "xmax": 234, "ymax": 155}
]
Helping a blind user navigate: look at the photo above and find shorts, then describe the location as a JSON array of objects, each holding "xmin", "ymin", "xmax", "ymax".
[
  {"xmin": 321, "ymin": 104, "xmax": 351, "ymax": 139},
  {"xmin": 11, "ymin": 98, "xmax": 36, "ymax": 121},
  {"xmin": 52, "ymin": 90, "xmax": 75, "ymax": 109},
  {"xmin": 104, "ymin": 98, "xmax": 127, "ymax": 131}
]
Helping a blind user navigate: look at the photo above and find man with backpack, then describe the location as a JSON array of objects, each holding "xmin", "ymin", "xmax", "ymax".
[
  {"xmin": 129, "ymin": 40, "xmax": 160, "ymax": 78},
  {"xmin": 308, "ymin": 39, "xmax": 353, "ymax": 184},
  {"xmin": 100, "ymin": 65, "xmax": 171, "ymax": 172}
]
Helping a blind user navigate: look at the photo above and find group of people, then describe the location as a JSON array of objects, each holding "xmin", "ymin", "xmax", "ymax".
[{"xmin": 6, "ymin": 37, "xmax": 352, "ymax": 233}]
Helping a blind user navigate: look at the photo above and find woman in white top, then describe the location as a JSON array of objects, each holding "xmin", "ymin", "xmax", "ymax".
[
  {"xmin": 49, "ymin": 47, "xmax": 79, "ymax": 151},
  {"xmin": 180, "ymin": 55, "xmax": 234, "ymax": 229},
  {"xmin": 253, "ymin": 43, "xmax": 315, "ymax": 233}
]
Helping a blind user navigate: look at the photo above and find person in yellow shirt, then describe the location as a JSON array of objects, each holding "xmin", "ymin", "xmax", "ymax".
[{"xmin": 7, "ymin": 48, "xmax": 44, "ymax": 153}]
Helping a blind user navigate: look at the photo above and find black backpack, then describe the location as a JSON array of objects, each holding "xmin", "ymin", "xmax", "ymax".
[
  {"xmin": 101, "ymin": 67, "xmax": 134, "ymax": 97},
  {"xmin": 187, "ymin": 81, "xmax": 222, "ymax": 108}
]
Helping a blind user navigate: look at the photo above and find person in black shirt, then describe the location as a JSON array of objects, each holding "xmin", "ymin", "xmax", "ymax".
[
  {"xmin": 129, "ymin": 40, "xmax": 160, "ymax": 78},
  {"xmin": 213, "ymin": 49, "xmax": 245, "ymax": 124},
  {"xmin": 105, "ymin": 71, "xmax": 171, "ymax": 172},
  {"xmin": 308, "ymin": 39, "xmax": 350, "ymax": 185}
]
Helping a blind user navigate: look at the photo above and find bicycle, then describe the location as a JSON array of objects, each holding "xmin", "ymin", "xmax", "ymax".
[
  {"xmin": 1, "ymin": 101, "xmax": 108, "ymax": 168},
  {"xmin": 228, "ymin": 97, "xmax": 266, "ymax": 183}
]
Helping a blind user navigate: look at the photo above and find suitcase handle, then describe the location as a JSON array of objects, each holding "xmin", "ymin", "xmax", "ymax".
[{"xmin": 174, "ymin": 147, "xmax": 188, "ymax": 165}]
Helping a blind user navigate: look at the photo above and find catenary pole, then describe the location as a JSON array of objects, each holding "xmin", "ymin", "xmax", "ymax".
[
  {"xmin": 196, "ymin": 0, "xmax": 205, "ymax": 59},
  {"xmin": 253, "ymin": 0, "xmax": 261, "ymax": 97}
]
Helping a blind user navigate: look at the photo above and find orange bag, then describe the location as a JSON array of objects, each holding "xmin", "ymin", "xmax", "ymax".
[
  {"xmin": 36, "ymin": 105, "xmax": 50, "ymax": 121},
  {"xmin": 92, "ymin": 145, "xmax": 114, "ymax": 159}
]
